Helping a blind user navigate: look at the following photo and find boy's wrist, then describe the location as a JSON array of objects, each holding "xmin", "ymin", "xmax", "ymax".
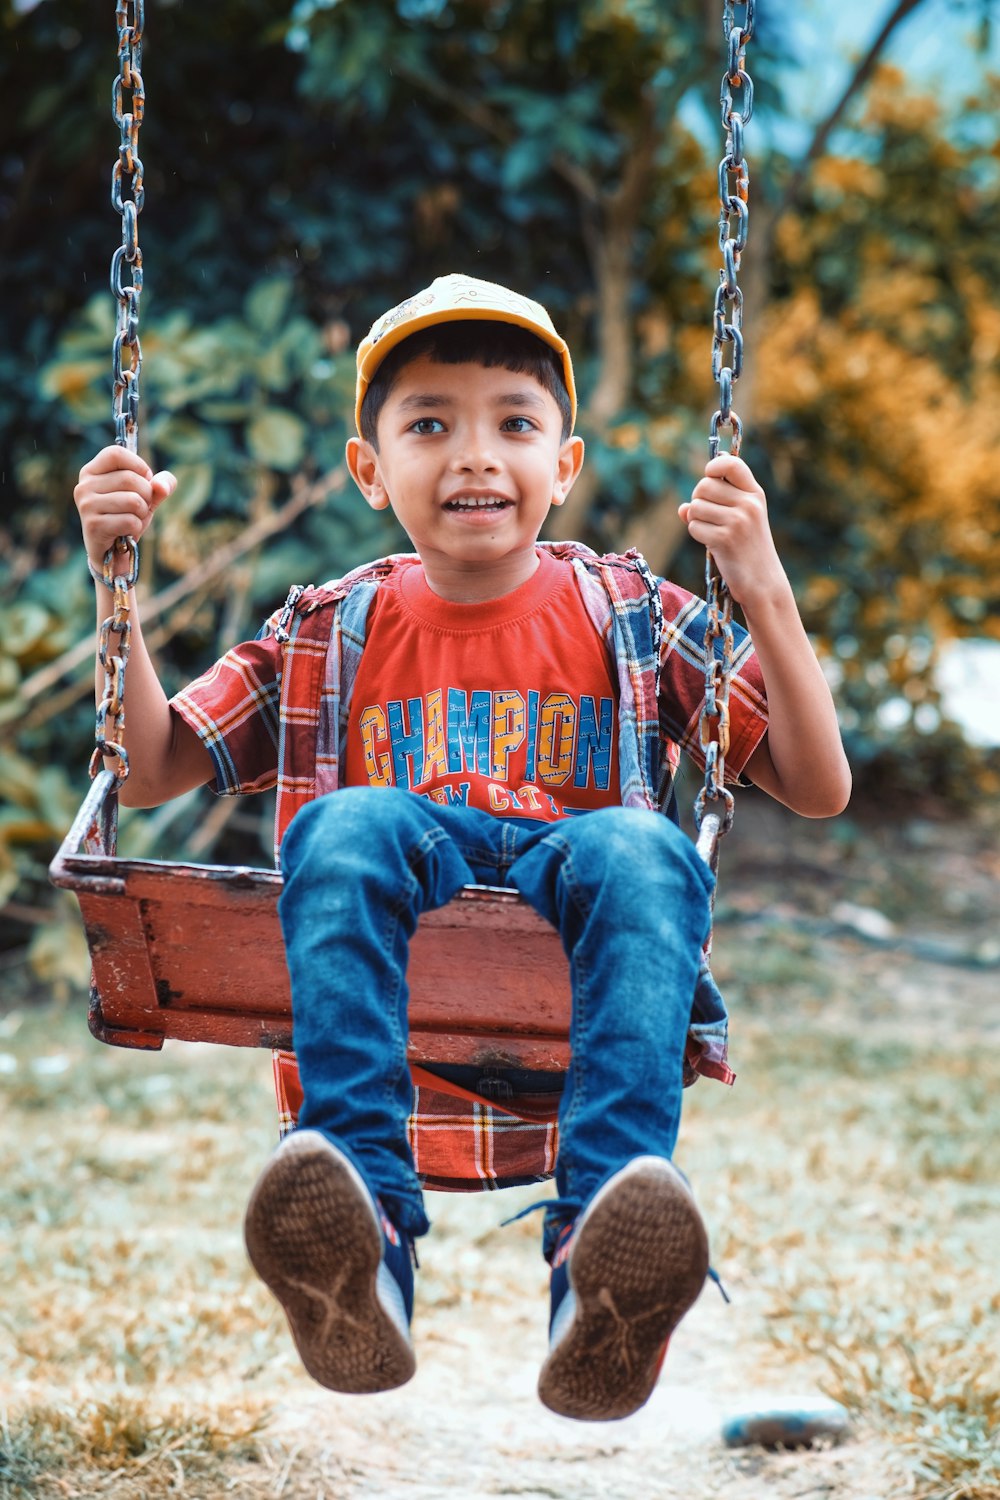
[
  {"xmin": 87, "ymin": 556, "xmax": 117, "ymax": 590},
  {"xmin": 734, "ymin": 568, "xmax": 795, "ymax": 619},
  {"xmin": 87, "ymin": 545, "xmax": 139, "ymax": 590}
]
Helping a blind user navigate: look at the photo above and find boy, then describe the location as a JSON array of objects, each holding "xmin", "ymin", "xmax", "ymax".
[{"xmin": 74, "ymin": 273, "xmax": 851, "ymax": 1422}]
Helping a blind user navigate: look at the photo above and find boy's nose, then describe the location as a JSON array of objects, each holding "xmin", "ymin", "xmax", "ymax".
[{"xmin": 449, "ymin": 428, "xmax": 500, "ymax": 474}]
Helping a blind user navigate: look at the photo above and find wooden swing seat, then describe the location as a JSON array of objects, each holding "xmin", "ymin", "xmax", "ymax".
[{"xmin": 50, "ymin": 770, "xmax": 571, "ymax": 1071}]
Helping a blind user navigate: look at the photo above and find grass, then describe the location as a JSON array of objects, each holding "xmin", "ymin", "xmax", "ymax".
[
  {"xmin": 682, "ymin": 901, "xmax": 1000, "ymax": 1499},
  {"xmin": 0, "ymin": 999, "xmax": 283, "ymax": 1497},
  {"xmin": 0, "ymin": 1398, "xmax": 269, "ymax": 1498},
  {"xmin": 0, "ymin": 806, "xmax": 997, "ymax": 1498}
]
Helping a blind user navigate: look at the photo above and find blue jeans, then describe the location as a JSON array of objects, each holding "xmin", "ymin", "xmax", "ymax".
[{"xmin": 278, "ymin": 787, "xmax": 714, "ymax": 1254}]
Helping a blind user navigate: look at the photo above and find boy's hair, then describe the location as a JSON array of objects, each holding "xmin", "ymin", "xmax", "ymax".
[{"xmin": 359, "ymin": 321, "xmax": 574, "ymax": 450}]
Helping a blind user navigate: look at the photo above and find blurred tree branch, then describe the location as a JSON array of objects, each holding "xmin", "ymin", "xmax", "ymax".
[
  {"xmin": 393, "ymin": 59, "xmax": 602, "ymax": 207},
  {"xmin": 778, "ymin": 0, "xmax": 928, "ymax": 217},
  {"xmin": 554, "ymin": 88, "xmax": 662, "ymax": 546},
  {"xmin": 2, "ymin": 0, "xmax": 997, "ymax": 857},
  {"xmin": 11, "ymin": 467, "xmax": 344, "ymax": 738},
  {"xmin": 727, "ymin": 0, "xmax": 942, "ymax": 541}
]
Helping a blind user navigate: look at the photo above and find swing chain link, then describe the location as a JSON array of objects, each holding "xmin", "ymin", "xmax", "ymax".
[
  {"xmin": 89, "ymin": 544, "xmax": 139, "ymax": 784},
  {"xmin": 111, "ymin": 0, "xmax": 145, "ymax": 452},
  {"xmin": 92, "ymin": 0, "xmax": 146, "ymax": 784},
  {"xmin": 697, "ymin": 0, "xmax": 754, "ymax": 838}
]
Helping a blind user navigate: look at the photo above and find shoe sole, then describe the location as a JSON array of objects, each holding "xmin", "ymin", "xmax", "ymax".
[
  {"xmin": 244, "ymin": 1131, "xmax": 415, "ymax": 1393},
  {"xmin": 538, "ymin": 1156, "xmax": 709, "ymax": 1422}
]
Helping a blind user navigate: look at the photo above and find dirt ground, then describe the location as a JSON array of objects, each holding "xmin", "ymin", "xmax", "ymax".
[{"xmin": 1, "ymin": 797, "xmax": 997, "ymax": 1499}]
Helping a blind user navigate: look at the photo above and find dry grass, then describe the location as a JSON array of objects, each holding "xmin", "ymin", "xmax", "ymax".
[
  {"xmin": 0, "ymin": 1398, "xmax": 269, "ymax": 1497},
  {"xmin": 685, "ymin": 1027, "xmax": 1000, "ymax": 1500},
  {"xmin": 0, "ymin": 805, "xmax": 997, "ymax": 1498},
  {"xmin": 0, "ymin": 1002, "xmax": 284, "ymax": 1498},
  {"xmin": 683, "ymin": 804, "xmax": 1000, "ymax": 1500},
  {"xmin": 756, "ymin": 1051, "xmax": 1000, "ymax": 1500}
]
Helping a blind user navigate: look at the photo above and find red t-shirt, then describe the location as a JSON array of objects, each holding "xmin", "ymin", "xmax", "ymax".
[{"xmin": 344, "ymin": 549, "xmax": 620, "ymax": 821}]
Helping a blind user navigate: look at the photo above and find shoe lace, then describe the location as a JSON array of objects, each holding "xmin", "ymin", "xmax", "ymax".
[
  {"xmin": 707, "ymin": 1265, "xmax": 731, "ymax": 1304},
  {"xmin": 500, "ymin": 1194, "xmax": 581, "ymax": 1229},
  {"xmin": 502, "ymin": 1196, "xmax": 732, "ymax": 1301}
]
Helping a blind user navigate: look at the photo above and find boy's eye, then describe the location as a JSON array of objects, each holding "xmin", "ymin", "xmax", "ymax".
[
  {"xmin": 501, "ymin": 416, "xmax": 535, "ymax": 434},
  {"xmin": 410, "ymin": 417, "xmax": 445, "ymax": 435}
]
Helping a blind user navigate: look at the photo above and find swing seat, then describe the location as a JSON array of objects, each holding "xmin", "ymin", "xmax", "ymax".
[{"xmin": 50, "ymin": 770, "xmax": 571, "ymax": 1071}]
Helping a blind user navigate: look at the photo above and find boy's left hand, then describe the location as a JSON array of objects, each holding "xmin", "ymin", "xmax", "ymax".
[{"xmin": 679, "ymin": 455, "xmax": 786, "ymax": 609}]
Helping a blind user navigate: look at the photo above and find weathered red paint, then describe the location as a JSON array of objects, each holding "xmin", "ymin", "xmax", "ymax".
[{"xmin": 51, "ymin": 782, "xmax": 571, "ymax": 1070}]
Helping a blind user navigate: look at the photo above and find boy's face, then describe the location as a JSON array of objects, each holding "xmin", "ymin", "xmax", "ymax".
[{"xmin": 346, "ymin": 355, "xmax": 584, "ymax": 600}]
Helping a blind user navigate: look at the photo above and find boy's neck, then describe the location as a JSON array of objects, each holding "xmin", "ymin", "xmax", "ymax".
[{"xmin": 417, "ymin": 545, "xmax": 542, "ymax": 603}]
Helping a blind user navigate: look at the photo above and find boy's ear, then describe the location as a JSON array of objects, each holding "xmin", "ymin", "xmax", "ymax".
[
  {"xmin": 551, "ymin": 435, "xmax": 585, "ymax": 507},
  {"xmin": 346, "ymin": 437, "xmax": 390, "ymax": 511}
]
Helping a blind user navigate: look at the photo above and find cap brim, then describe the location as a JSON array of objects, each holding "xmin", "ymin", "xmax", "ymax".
[{"xmin": 355, "ymin": 305, "xmax": 576, "ymax": 435}]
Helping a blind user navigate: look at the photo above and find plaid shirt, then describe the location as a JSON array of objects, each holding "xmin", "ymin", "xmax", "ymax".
[{"xmin": 172, "ymin": 542, "xmax": 768, "ymax": 1192}]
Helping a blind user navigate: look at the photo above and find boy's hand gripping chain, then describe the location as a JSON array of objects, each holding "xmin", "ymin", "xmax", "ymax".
[
  {"xmin": 90, "ymin": 0, "xmax": 145, "ymax": 786},
  {"xmin": 695, "ymin": 0, "xmax": 754, "ymax": 870}
]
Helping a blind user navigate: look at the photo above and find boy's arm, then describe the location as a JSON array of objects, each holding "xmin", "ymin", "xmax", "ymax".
[
  {"xmin": 680, "ymin": 455, "xmax": 852, "ymax": 820},
  {"xmin": 75, "ymin": 446, "xmax": 214, "ymax": 809}
]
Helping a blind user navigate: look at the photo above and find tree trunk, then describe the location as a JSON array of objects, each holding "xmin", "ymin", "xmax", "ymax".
[{"xmin": 546, "ymin": 92, "xmax": 659, "ymax": 545}]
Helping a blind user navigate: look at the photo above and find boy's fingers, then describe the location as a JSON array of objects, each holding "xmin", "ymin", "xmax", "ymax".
[
  {"xmin": 75, "ymin": 471, "xmax": 154, "ymax": 519},
  {"xmin": 692, "ymin": 480, "xmax": 744, "ymax": 508},
  {"xmin": 693, "ymin": 474, "xmax": 767, "ymax": 509},
  {"xmin": 149, "ymin": 470, "xmax": 177, "ymax": 505},
  {"xmin": 91, "ymin": 493, "xmax": 151, "ymax": 518},
  {"xmin": 679, "ymin": 499, "xmax": 720, "ymax": 524},
  {"xmin": 81, "ymin": 468, "xmax": 154, "ymax": 500},
  {"xmin": 685, "ymin": 506, "xmax": 726, "ymax": 533},
  {"xmin": 704, "ymin": 453, "xmax": 759, "ymax": 491},
  {"xmin": 83, "ymin": 444, "xmax": 153, "ymax": 480},
  {"xmin": 87, "ymin": 513, "xmax": 144, "ymax": 556}
]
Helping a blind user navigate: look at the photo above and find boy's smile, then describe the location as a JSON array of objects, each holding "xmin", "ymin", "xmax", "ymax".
[{"xmin": 347, "ymin": 356, "xmax": 584, "ymax": 603}]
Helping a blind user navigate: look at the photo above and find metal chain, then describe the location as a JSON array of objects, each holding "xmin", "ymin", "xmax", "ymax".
[
  {"xmin": 89, "ymin": 550, "xmax": 138, "ymax": 783},
  {"xmin": 111, "ymin": 0, "xmax": 145, "ymax": 451},
  {"xmin": 91, "ymin": 0, "xmax": 145, "ymax": 783},
  {"xmin": 696, "ymin": 0, "xmax": 754, "ymax": 850}
]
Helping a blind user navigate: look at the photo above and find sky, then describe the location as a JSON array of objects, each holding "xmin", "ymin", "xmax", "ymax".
[
  {"xmin": 9, "ymin": 0, "xmax": 997, "ymax": 743},
  {"xmin": 743, "ymin": 0, "xmax": 996, "ymax": 156},
  {"xmin": 777, "ymin": 0, "xmax": 998, "ymax": 85},
  {"xmin": 767, "ymin": 1, "xmax": 999, "ymax": 747},
  {"xmin": 771, "ymin": 0, "xmax": 999, "ymax": 748},
  {"xmin": 677, "ymin": 0, "xmax": 996, "ymax": 161}
]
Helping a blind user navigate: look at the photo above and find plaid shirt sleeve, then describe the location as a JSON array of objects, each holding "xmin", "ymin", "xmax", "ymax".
[
  {"xmin": 658, "ymin": 582, "xmax": 768, "ymax": 783},
  {"xmin": 169, "ymin": 610, "xmax": 284, "ymax": 796}
]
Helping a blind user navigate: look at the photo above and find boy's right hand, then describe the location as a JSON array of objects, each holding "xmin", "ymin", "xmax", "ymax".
[{"xmin": 74, "ymin": 445, "xmax": 177, "ymax": 570}]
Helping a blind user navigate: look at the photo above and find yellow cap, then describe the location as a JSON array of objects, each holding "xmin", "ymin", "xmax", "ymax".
[{"xmin": 355, "ymin": 273, "xmax": 577, "ymax": 435}]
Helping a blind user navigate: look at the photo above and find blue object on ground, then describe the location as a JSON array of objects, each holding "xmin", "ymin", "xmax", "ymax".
[{"xmin": 722, "ymin": 1398, "xmax": 852, "ymax": 1449}]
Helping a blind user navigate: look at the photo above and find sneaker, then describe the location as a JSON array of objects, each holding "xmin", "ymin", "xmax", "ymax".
[
  {"xmin": 538, "ymin": 1156, "xmax": 709, "ymax": 1421},
  {"xmin": 244, "ymin": 1129, "xmax": 415, "ymax": 1393}
]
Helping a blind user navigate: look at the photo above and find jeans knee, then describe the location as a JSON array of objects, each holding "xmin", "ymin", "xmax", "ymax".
[
  {"xmin": 562, "ymin": 808, "xmax": 714, "ymax": 906},
  {"xmin": 565, "ymin": 805, "xmax": 683, "ymax": 864}
]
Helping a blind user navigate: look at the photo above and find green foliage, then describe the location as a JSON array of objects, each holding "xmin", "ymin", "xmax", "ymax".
[
  {"xmin": 754, "ymin": 67, "xmax": 1000, "ymax": 785},
  {"xmin": 1, "ymin": 0, "xmax": 998, "ymax": 955},
  {"xmin": 39, "ymin": 278, "xmax": 347, "ymax": 514}
]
